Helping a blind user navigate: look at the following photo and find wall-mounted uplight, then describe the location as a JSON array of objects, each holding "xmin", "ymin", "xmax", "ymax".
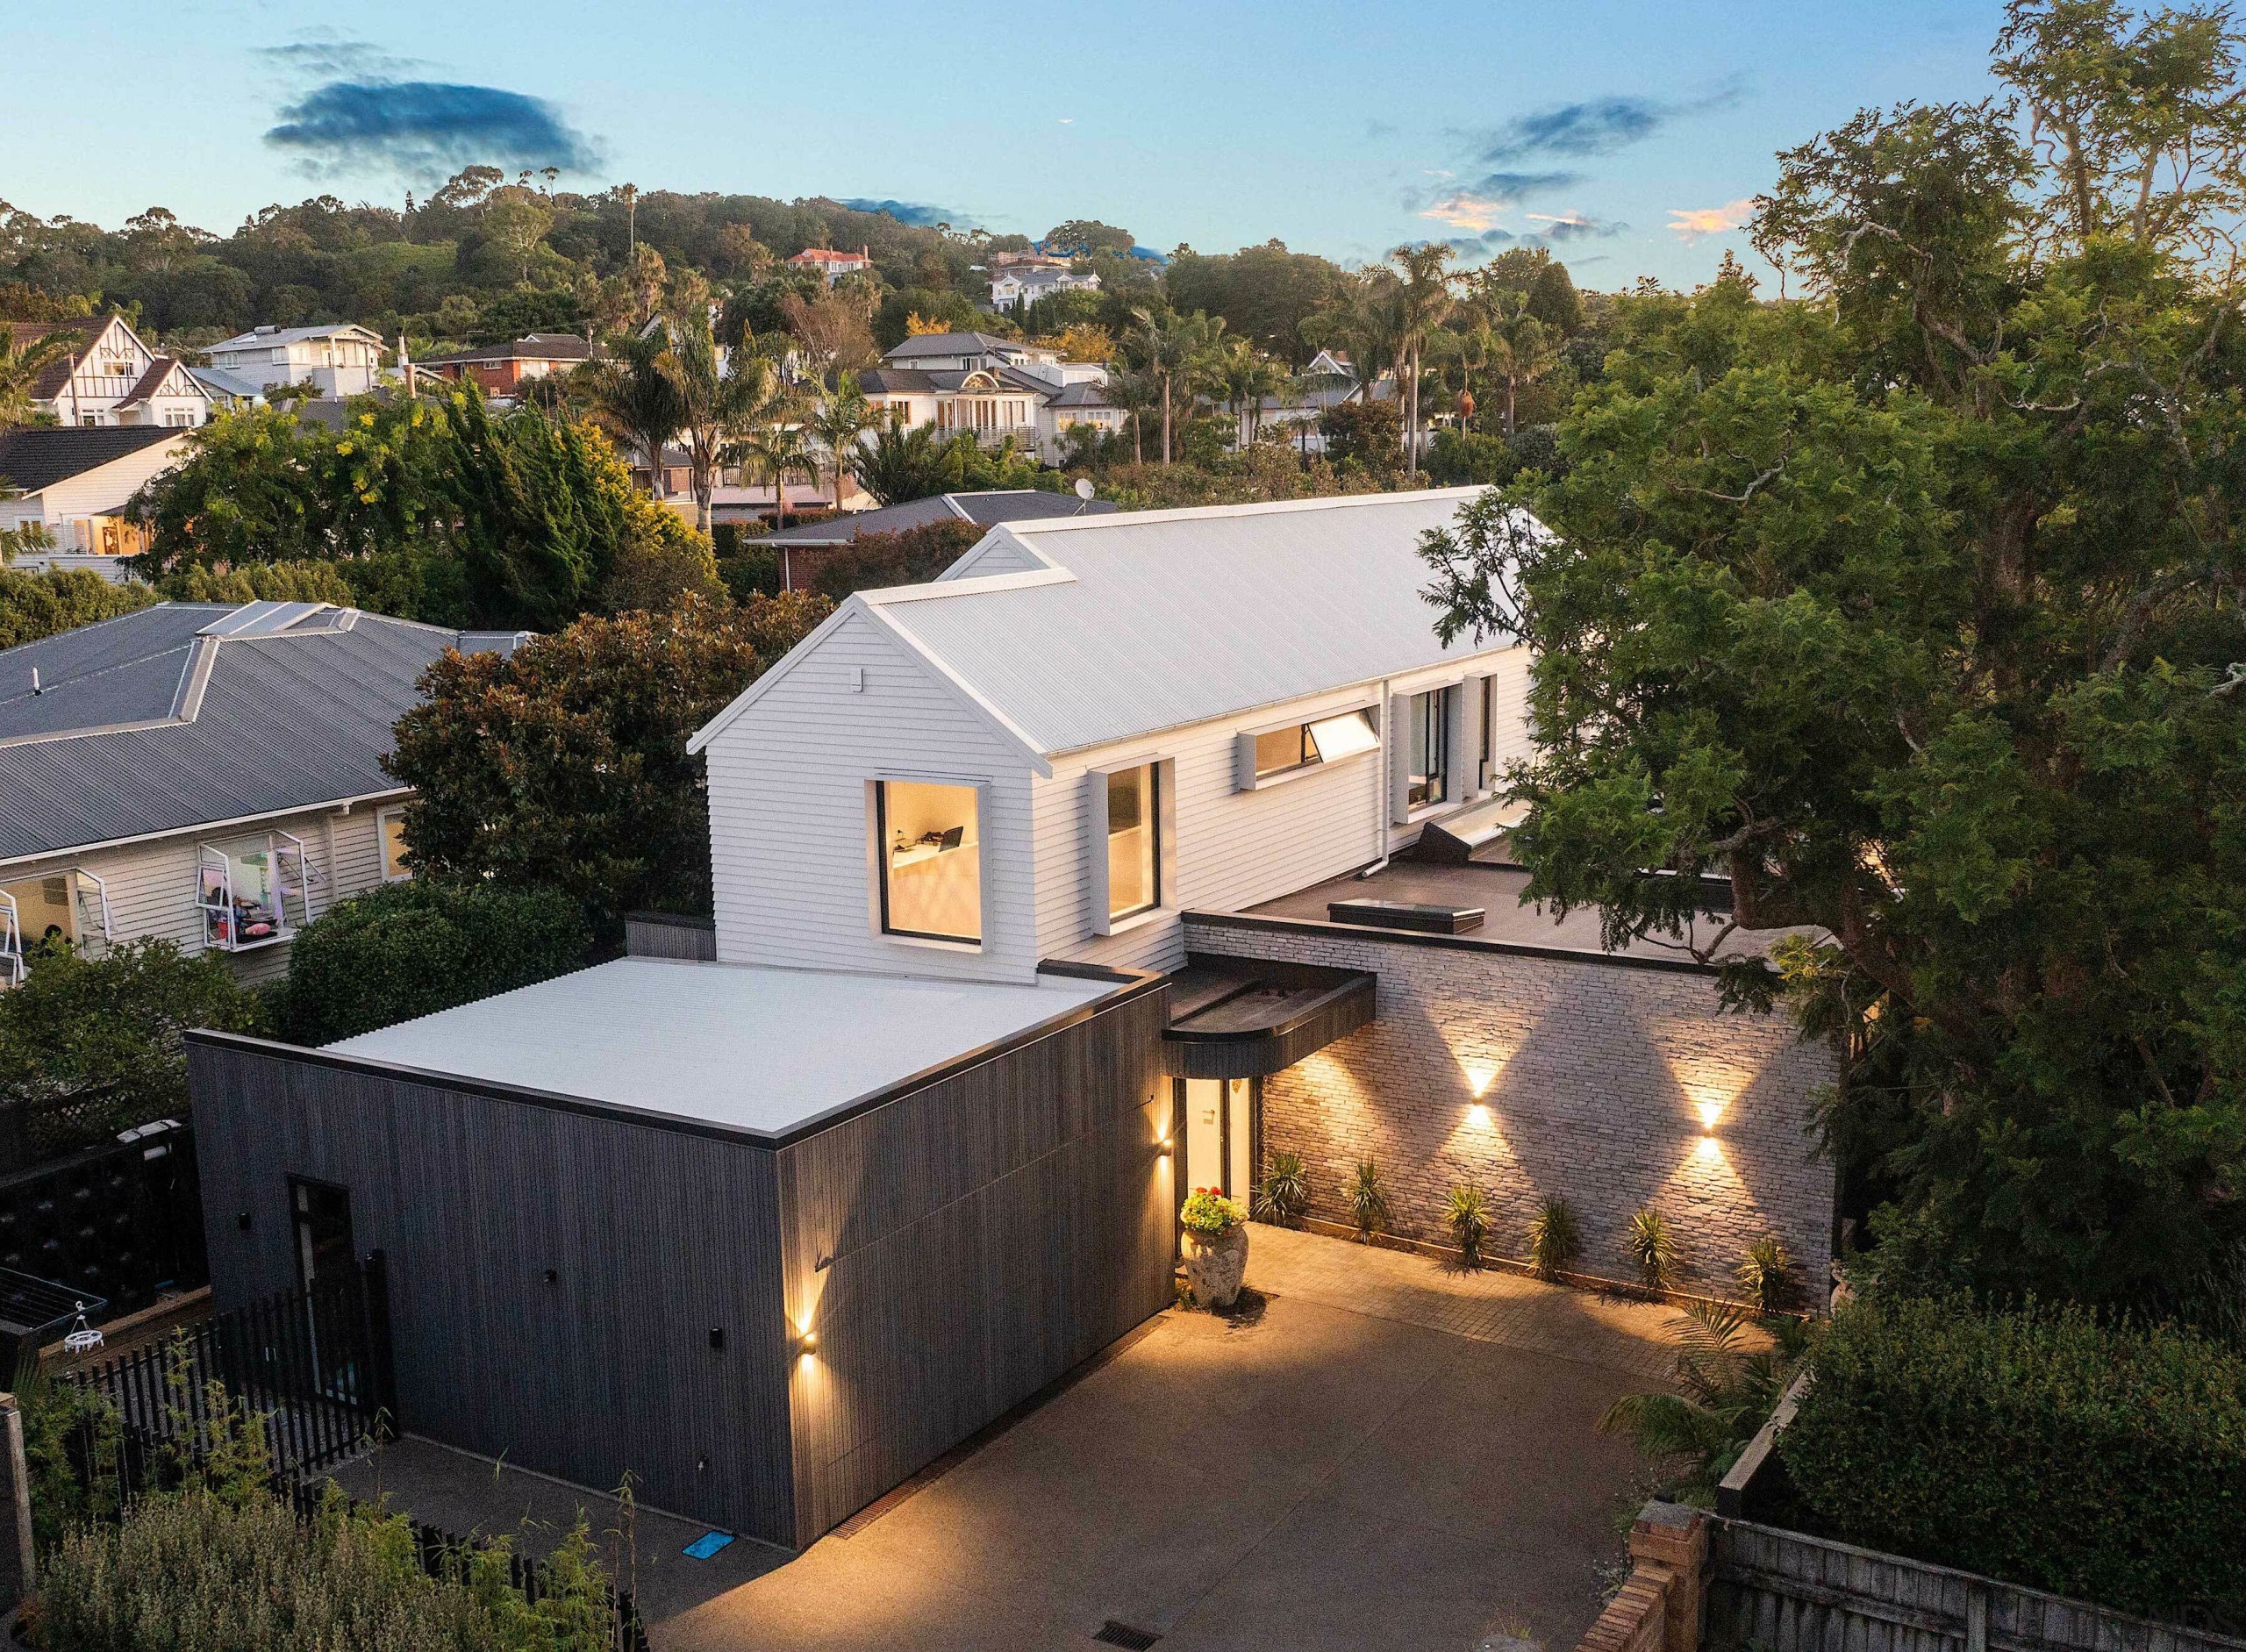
[
  {"xmin": 1695, "ymin": 1099, "xmax": 1725, "ymax": 1131},
  {"xmin": 1466, "ymin": 1103, "xmax": 1493, "ymax": 1129},
  {"xmin": 1695, "ymin": 1134, "xmax": 1724, "ymax": 1163},
  {"xmin": 1463, "ymin": 1067, "xmax": 1497, "ymax": 1098},
  {"xmin": 1157, "ymin": 1135, "xmax": 1175, "ymax": 1156},
  {"xmin": 791, "ymin": 1326, "xmax": 819, "ymax": 1359}
]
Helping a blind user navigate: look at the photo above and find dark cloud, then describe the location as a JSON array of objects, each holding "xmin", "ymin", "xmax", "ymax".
[
  {"xmin": 1532, "ymin": 212, "xmax": 1630, "ymax": 242},
  {"xmin": 257, "ymin": 39, "xmax": 421, "ymax": 81},
  {"xmin": 265, "ymin": 80, "xmax": 601, "ymax": 177},
  {"xmin": 837, "ymin": 198, "xmax": 977, "ymax": 230},
  {"xmin": 1474, "ymin": 82, "xmax": 1742, "ymax": 163}
]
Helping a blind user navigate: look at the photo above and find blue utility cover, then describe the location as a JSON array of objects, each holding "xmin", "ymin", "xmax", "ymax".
[{"xmin": 683, "ymin": 1531, "xmax": 734, "ymax": 1560}]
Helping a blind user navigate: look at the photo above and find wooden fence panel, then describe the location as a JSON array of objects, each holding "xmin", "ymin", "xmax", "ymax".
[{"xmin": 1709, "ymin": 1520, "xmax": 2246, "ymax": 1652}]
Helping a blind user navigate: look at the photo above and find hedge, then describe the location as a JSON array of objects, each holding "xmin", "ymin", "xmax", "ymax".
[
  {"xmin": 276, "ymin": 880, "xmax": 590, "ymax": 1046},
  {"xmin": 0, "ymin": 566, "xmax": 154, "ymax": 649},
  {"xmin": 1779, "ymin": 1295, "xmax": 2246, "ymax": 1627}
]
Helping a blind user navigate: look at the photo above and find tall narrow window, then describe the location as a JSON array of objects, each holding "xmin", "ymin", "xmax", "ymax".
[
  {"xmin": 1106, "ymin": 764, "xmax": 1160, "ymax": 919},
  {"xmin": 877, "ymin": 781, "xmax": 981, "ymax": 943},
  {"xmin": 1406, "ymin": 686, "xmax": 1456, "ymax": 810}
]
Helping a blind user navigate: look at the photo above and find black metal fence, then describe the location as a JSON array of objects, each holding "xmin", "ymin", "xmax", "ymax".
[{"xmin": 61, "ymin": 1255, "xmax": 396, "ymax": 1484}]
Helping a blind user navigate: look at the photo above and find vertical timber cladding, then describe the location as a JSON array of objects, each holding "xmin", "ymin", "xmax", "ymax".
[
  {"xmin": 1184, "ymin": 916, "xmax": 1839, "ymax": 1294},
  {"xmin": 187, "ymin": 1037, "xmax": 798, "ymax": 1546},
  {"xmin": 774, "ymin": 981, "xmax": 1175, "ymax": 1546}
]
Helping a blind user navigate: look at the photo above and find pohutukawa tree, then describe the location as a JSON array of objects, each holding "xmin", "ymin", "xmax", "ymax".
[{"xmin": 1420, "ymin": 0, "xmax": 2246, "ymax": 1316}]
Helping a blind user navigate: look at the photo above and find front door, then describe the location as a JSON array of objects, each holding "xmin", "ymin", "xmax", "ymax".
[
  {"xmin": 290, "ymin": 1177, "xmax": 355, "ymax": 1293},
  {"xmin": 1181, "ymin": 1077, "xmax": 1256, "ymax": 1205}
]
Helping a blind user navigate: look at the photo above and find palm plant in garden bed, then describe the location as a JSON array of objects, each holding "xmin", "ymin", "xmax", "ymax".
[
  {"xmin": 1252, "ymin": 1149, "xmax": 1309, "ymax": 1227},
  {"xmin": 1447, "ymin": 1184, "xmax": 1491, "ymax": 1270},
  {"xmin": 1348, "ymin": 1159, "xmax": 1390, "ymax": 1243},
  {"xmin": 1626, "ymin": 1206, "xmax": 1682, "ymax": 1292},
  {"xmin": 1597, "ymin": 1301, "xmax": 1808, "ymax": 1507},
  {"xmin": 1528, "ymin": 1196, "xmax": 1581, "ymax": 1280}
]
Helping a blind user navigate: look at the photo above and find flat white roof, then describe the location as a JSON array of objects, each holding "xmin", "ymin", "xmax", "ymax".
[{"xmin": 325, "ymin": 958, "xmax": 1119, "ymax": 1139}]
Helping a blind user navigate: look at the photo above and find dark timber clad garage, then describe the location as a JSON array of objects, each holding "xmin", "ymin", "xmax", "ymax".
[{"xmin": 188, "ymin": 959, "xmax": 1175, "ymax": 1549}]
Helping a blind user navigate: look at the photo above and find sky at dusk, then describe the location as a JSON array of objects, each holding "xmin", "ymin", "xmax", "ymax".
[{"xmin": 4, "ymin": 1, "xmax": 2014, "ymax": 287}]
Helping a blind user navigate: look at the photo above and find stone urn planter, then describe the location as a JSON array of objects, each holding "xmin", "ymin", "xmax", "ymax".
[{"xmin": 1180, "ymin": 1189, "xmax": 1251, "ymax": 1310}]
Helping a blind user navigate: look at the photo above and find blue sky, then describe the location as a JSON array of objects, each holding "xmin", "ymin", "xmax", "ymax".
[{"xmin": 4, "ymin": 1, "xmax": 2009, "ymax": 289}]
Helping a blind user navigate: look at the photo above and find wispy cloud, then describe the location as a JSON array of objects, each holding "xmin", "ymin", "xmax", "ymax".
[
  {"xmin": 1667, "ymin": 198, "xmax": 1756, "ymax": 240},
  {"xmin": 1414, "ymin": 170, "xmax": 1582, "ymax": 233},
  {"xmin": 1528, "ymin": 211, "xmax": 1629, "ymax": 242},
  {"xmin": 265, "ymin": 80, "xmax": 601, "ymax": 178},
  {"xmin": 838, "ymin": 198, "xmax": 977, "ymax": 229},
  {"xmin": 1473, "ymin": 82, "xmax": 1743, "ymax": 163},
  {"xmin": 257, "ymin": 37, "xmax": 423, "ymax": 81}
]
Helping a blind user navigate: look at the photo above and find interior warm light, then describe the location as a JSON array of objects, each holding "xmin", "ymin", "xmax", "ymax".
[
  {"xmin": 1696, "ymin": 1099, "xmax": 1725, "ymax": 1130},
  {"xmin": 1467, "ymin": 1103, "xmax": 1493, "ymax": 1128},
  {"xmin": 1695, "ymin": 1135, "xmax": 1724, "ymax": 1162}
]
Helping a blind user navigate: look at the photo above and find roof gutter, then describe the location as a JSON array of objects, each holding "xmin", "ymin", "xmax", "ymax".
[{"xmin": 0, "ymin": 785, "xmax": 411, "ymax": 870}]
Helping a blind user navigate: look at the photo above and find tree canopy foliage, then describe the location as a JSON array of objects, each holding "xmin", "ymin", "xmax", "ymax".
[
  {"xmin": 1420, "ymin": 0, "xmax": 2246, "ymax": 1316},
  {"xmin": 384, "ymin": 593, "xmax": 828, "ymax": 937},
  {"xmin": 0, "ymin": 566, "xmax": 154, "ymax": 649}
]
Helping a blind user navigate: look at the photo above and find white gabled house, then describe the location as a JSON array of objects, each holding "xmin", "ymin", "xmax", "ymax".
[
  {"xmin": 688, "ymin": 489, "xmax": 1532, "ymax": 983},
  {"xmin": 206, "ymin": 325, "xmax": 388, "ymax": 399},
  {"xmin": 6, "ymin": 315, "xmax": 212, "ymax": 428}
]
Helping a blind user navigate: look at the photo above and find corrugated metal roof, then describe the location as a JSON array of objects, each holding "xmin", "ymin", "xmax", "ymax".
[
  {"xmin": 0, "ymin": 603, "xmax": 522, "ymax": 862},
  {"xmin": 763, "ymin": 490, "xmax": 1117, "ymax": 546},
  {"xmin": 862, "ymin": 488, "xmax": 1507, "ymax": 755}
]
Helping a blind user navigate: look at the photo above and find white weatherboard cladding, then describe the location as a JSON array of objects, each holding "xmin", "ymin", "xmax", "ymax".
[
  {"xmin": 1037, "ymin": 657, "xmax": 1527, "ymax": 973},
  {"xmin": 0, "ymin": 800, "xmax": 397, "ymax": 983},
  {"xmin": 704, "ymin": 609, "xmax": 1041, "ymax": 982},
  {"xmin": 868, "ymin": 489, "xmax": 1497, "ymax": 755}
]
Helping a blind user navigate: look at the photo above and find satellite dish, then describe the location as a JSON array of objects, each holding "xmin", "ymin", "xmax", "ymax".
[{"xmin": 1074, "ymin": 477, "xmax": 1095, "ymax": 500}]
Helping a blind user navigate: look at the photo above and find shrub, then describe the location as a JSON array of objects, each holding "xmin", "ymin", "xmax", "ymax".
[
  {"xmin": 1252, "ymin": 1149, "xmax": 1310, "ymax": 1227},
  {"xmin": 1780, "ymin": 1296, "xmax": 2246, "ymax": 1627},
  {"xmin": 1447, "ymin": 1184, "xmax": 1491, "ymax": 1269},
  {"xmin": 717, "ymin": 545, "xmax": 780, "ymax": 602},
  {"xmin": 1627, "ymin": 1205, "xmax": 1682, "ymax": 1291},
  {"xmin": 1349, "ymin": 1160, "xmax": 1390, "ymax": 1243},
  {"xmin": 277, "ymin": 881, "xmax": 590, "ymax": 1046},
  {"xmin": 805, "ymin": 518, "xmax": 981, "ymax": 601},
  {"xmin": 36, "ymin": 1482, "xmax": 619, "ymax": 1652},
  {"xmin": 1180, "ymin": 1188, "xmax": 1247, "ymax": 1237},
  {"xmin": 0, "ymin": 940, "xmax": 261, "ymax": 1151},
  {"xmin": 156, "ymin": 561, "xmax": 357, "ymax": 606},
  {"xmin": 0, "ymin": 566, "xmax": 155, "ymax": 649},
  {"xmin": 1599, "ymin": 1302, "xmax": 1809, "ymax": 1507},
  {"xmin": 1737, "ymin": 1235, "xmax": 1797, "ymax": 1313},
  {"xmin": 1528, "ymin": 1196, "xmax": 1581, "ymax": 1279}
]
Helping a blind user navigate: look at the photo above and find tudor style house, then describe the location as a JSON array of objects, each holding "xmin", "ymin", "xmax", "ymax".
[
  {"xmin": 192, "ymin": 489, "xmax": 1836, "ymax": 1555},
  {"xmin": 860, "ymin": 333, "xmax": 1124, "ymax": 462},
  {"xmin": 206, "ymin": 324, "xmax": 388, "ymax": 398},
  {"xmin": 0, "ymin": 600, "xmax": 526, "ymax": 988},
  {"xmin": 6, "ymin": 315, "xmax": 212, "ymax": 428}
]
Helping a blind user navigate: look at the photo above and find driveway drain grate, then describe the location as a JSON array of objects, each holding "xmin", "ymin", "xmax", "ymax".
[{"xmin": 1093, "ymin": 1624, "xmax": 1162, "ymax": 1649}]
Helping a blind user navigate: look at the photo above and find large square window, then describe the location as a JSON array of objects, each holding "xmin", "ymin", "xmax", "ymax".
[
  {"xmin": 878, "ymin": 782, "xmax": 981, "ymax": 943},
  {"xmin": 1105, "ymin": 765, "xmax": 1160, "ymax": 920},
  {"xmin": 1406, "ymin": 686, "xmax": 1457, "ymax": 810}
]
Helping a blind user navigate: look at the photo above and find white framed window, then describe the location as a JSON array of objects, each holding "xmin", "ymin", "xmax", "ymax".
[
  {"xmin": 0, "ymin": 870, "xmax": 112, "ymax": 979},
  {"xmin": 376, "ymin": 806, "xmax": 411, "ymax": 882},
  {"xmin": 197, "ymin": 831, "xmax": 311, "ymax": 951},
  {"xmin": 876, "ymin": 781, "xmax": 982, "ymax": 944},
  {"xmin": 1405, "ymin": 685, "xmax": 1459, "ymax": 811},
  {"xmin": 1235, "ymin": 707, "xmax": 1380, "ymax": 790}
]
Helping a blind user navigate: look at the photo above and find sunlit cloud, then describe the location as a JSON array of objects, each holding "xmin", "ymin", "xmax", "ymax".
[
  {"xmin": 1528, "ymin": 211, "xmax": 1629, "ymax": 241},
  {"xmin": 1668, "ymin": 198, "xmax": 1756, "ymax": 241}
]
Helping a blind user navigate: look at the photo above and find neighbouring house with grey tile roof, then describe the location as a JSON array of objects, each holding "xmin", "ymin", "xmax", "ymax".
[
  {"xmin": 860, "ymin": 337, "xmax": 1125, "ymax": 464},
  {"xmin": 0, "ymin": 426, "xmax": 192, "ymax": 582},
  {"xmin": 0, "ymin": 599, "xmax": 526, "ymax": 986}
]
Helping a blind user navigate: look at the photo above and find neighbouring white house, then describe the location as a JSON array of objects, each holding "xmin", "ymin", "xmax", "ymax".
[
  {"xmin": 0, "ymin": 426, "xmax": 191, "ymax": 576},
  {"xmin": 787, "ymin": 247, "xmax": 872, "ymax": 282},
  {"xmin": 187, "ymin": 365, "xmax": 270, "ymax": 411},
  {"xmin": 860, "ymin": 333, "xmax": 1124, "ymax": 463},
  {"xmin": 0, "ymin": 600, "xmax": 526, "ymax": 987},
  {"xmin": 988, "ymin": 253, "xmax": 1100, "ymax": 311},
  {"xmin": 206, "ymin": 324, "xmax": 388, "ymax": 399},
  {"xmin": 5, "ymin": 315, "xmax": 212, "ymax": 428}
]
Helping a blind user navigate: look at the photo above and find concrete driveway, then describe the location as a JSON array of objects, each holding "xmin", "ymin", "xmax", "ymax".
[{"xmin": 659, "ymin": 1226, "xmax": 1676, "ymax": 1652}]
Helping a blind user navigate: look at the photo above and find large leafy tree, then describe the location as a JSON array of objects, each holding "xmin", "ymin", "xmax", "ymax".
[
  {"xmin": 385, "ymin": 592, "xmax": 829, "ymax": 938},
  {"xmin": 1420, "ymin": 0, "xmax": 2246, "ymax": 1314}
]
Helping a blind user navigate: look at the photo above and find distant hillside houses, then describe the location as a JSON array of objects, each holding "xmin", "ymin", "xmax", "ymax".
[
  {"xmin": 788, "ymin": 247, "xmax": 873, "ymax": 282},
  {"xmin": 859, "ymin": 333, "xmax": 1124, "ymax": 463},
  {"xmin": 986, "ymin": 252, "xmax": 1099, "ymax": 312}
]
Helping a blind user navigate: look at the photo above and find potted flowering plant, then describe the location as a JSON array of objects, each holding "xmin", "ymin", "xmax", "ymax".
[{"xmin": 1179, "ymin": 1187, "xmax": 1250, "ymax": 1309}]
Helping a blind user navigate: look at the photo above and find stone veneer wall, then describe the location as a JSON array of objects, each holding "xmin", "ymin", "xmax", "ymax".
[{"xmin": 1184, "ymin": 915, "xmax": 1838, "ymax": 1298}]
